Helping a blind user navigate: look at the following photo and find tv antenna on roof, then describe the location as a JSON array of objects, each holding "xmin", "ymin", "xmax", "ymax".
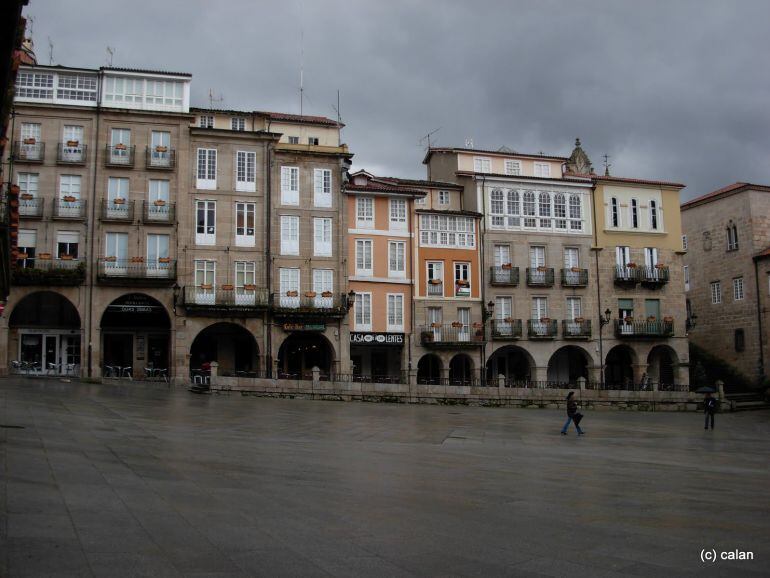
[
  {"xmin": 603, "ymin": 154, "xmax": 612, "ymax": 176},
  {"xmin": 208, "ymin": 88, "xmax": 224, "ymax": 109},
  {"xmin": 465, "ymin": 138, "xmax": 474, "ymax": 148},
  {"xmin": 26, "ymin": 16, "xmax": 34, "ymax": 38},
  {"xmin": 106, "ymin": 46, "xmax": 114, "ymax": 67},
  {"xmin": 47, "ymin": 37, "xmax": 54, "ymax": 65},
  {"xmin": 419, "ymin": 127, "xmax": 441, "ymax": 151}
]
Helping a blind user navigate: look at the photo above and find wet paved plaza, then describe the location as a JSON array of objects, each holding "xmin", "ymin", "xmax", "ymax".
[{"xmin": 1, "ymin": 379, "xmax": 768, "ymax": 577}]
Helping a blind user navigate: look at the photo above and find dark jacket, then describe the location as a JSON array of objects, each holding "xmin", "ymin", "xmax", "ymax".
[
  {"xmin": 567, "ymin": 398, "xmax": 578, "ymax": 417},
  {"xmin": 704, "ymin": 397, "xmax": 717, "ymax": 414}
]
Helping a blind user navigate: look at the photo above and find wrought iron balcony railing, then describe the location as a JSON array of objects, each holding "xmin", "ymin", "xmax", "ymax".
[
  {"xmin": 426, "ymin": 281, "xmax": 444, "ymax": 296},
  {"xmin": 490, "ymin": 266, "xmax": 520, "ymax": 286},
  {"xmin": 562, "ymin": 319, "xmax": 592, "ymax": 338},
  {"xmin": 100, "ymin": 199, "xmax": 135, "ymax": 222},
  {"xmin": 19, "ymin": 197, "xmax": 44, "ymax": 218},
  {"xmin": 614, "ymin": 265, "xmax": 640, "ymax": 284},
  {"xmin": 271, "ymin": 291, "xmax": 349, "ymax": 317},
  {"xmin": 527, "ymin": 319, "xmax": 558, "ymax": 338},
  {"xmin": 97, "ymin": 258, "xmax": 177, "ymax": 285},
  {"xmin": 142, "ymin": 201, "xmax": 175, "ymax": 224},
  {"xmin": 614, "ymin": 319, "xmax": 674, "ymax": 338},
  {"xmin": 526, "ymin": 267, "xmax": 555, "ymax": 287},
  {"xmin": 639, "ymin": 266, "xmax": 670, "ymax": 286},
  {"xmin": 490, "ymin": 319, "xmax": 523, "ymax": 340},
  {"xmin": 12, "ymin": 259, "xmax": 86, "ymax": 286},
  {"xmin": 57, "ymin": 143, "xmax": 87, "ymax": 164},
  {"xmin": 183, "ymin": 286, "xmax": 269, "ymax": 312},
  {"xmin": 13, "ymin": 141, "xmax": 44, "ymax": 163},
  {"xmin": 561, "ymin": 268, "xmax": 589, "ymax": 287},
  {"xmin": 53, "ymin": 198, "xmax": 87, "ymax": 219},
  {"xmin": 104, "ymin": 145, "xmax": 136, "ymax": 167},
  {"xmin": 419, "ymin": 324, "xmax": 485, "ymax": 347},
  {"xmin": 146, "ymin": 147, "xmax": 176, "ymax": 170}
]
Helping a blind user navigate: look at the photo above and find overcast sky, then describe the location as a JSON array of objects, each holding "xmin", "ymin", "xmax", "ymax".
[{"xmin": 25, "ymin": 0, "xmax": 770, "ymax": 200}]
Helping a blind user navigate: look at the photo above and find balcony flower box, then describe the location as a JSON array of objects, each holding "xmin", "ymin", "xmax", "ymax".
[
  {"xmin": 504, "ymin": 317, "xmax": 513, "ymax": 323},
  {"xmin": 66, "ymin": 140, "xmax": 79, "ymax": 147},
  {"xmin": 155, "ymin": 145, "xmax": 167, "ymax": 153},
  {"xmin": 624, "ymin": 316, "xmax": 633, "ymax": 322},
  {"xmin": 112, "ymin": 198, "xmax": 126, "ymax": 205},
  {"xmin": 472, "ymin": 322, "xmax": 483, "ymax": 329},
  {"xmin": 158, "ymin": 257, "xmax": 171, "ymax": 263},
  {"xmin": 23, "ymin": 137, "xmax": 36, "ymax": 145},
  {"xmin": 321, "ymin": 291, "xmax": 333, "ymax": 297},
  {"xmin": 153, "ymin": 199, "xmax": 166, "ymax": 206},
  {"xmin": 305, "ymin": 291, "xmax": 317, "ymax": 298},
  {"xmin": 200, "ymin": 283, "xmax": 213, "ymax": 290},
  {"xmin": 286, "ymin": 290, "xmax": 298, "ymax": 297},
  {"xmin": 60, "ymin": 254, "xmax": 74, "ymax": 260},
  {"xmin": 456, "ymin": 279, "xmax": 469, "ymax": 286},
  {"xmin": 38, "ymin": 253, "xmax": 52, "ymax": 260},
  {"xmin": 501, "ymin": 263, "xmax": 512, "ymax": 269},
  {"xmin": 647, "ymin": 316, "xmax": 656, "ymax": 321},
  {"xmin": 421, "ymin": 331, "xmax": 434, "ymax": 343},
  {"xmin": 17, "ymin": 252, "xmax": 28, "ymax": 259},
  {"xmin": 114, "ymin": 143, "xmax": 127, "ymax": 151},
  {"xmin": 429, "ymin": 279, "xmax": 442, "ymax": 285},
  {"xmin": 243, "ymin": 284, "xmax": 256, "ymax": 291},
  {"xmin": 626, "ymin": 262, "xmax": 637, "ymax": 268},
  {"xmin": 20, "ymin": 193, "xmax": 34, "ymax": 200},
  {"xmin": 62, "ymin": 195, "xmax": 77, "ymax": 202},
  {"xmin": 430, "ymin": 322, "xmax": 441, "ymax": 328},
  {"xmin": 104, "ymin": 256, "xmax": 117, "ymax": 262},
  {"xmin": 574, "ymin": 317, "xmax": 584, "ymax": 322},
  {"xmin": 537, "ymin": 266, "xmax": 548, "ymax": 272},
  {"xmin": 130, "ymin": 257, "xmax": 144, "ymax": 263},
  {"xmin": 540, "ymin": 317, "xmax": 550, "ymax": 323},
  {"xmin": 663, "ymin": 316, "xmax": 673, "ymax": 323},
  {"xmin": 655, "ymin": 263, "xmax": 666, "ymax": 269},
  {"xmin": 221, "ymin": 284, "xmax": 234, "ymax": 291},
  {"xmin": 571, "ymin": 267, "xmax": 582, "ymax": 273},
  {"xmin": 451, "ymin": 321, "xmax": 463, "ymax": 328}
]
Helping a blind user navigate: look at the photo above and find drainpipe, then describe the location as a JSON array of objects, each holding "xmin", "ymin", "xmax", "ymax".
[
  {"xmin": 407, "ymin": 194, "xmax": 415, "ymax": 382},
  {"xmin": 86, "ymin": 73, "xmax": 103, "ymax": 378},
  {"xmin": 591, "ymin": 179, "xmax": 603, "ymax": 385},
  {"xmin": 479, "ymin": 175, "xmax": 487, "ymax": 385},
  {"xmin": 753, "ymin": 256, "xmax": 766, "ymax": 385},
  {"xmin": 265, "ymin": 139, "xmax": 273, "ymax": 376}
]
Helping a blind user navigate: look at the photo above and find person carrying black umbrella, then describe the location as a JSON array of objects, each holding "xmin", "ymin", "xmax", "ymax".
[{"xmin": 704, "ymin": 391, "xmax": 717, "ymax": 430}]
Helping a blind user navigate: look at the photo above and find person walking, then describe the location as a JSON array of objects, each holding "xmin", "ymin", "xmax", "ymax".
[
  {"xmin": 704, "ymin": 392, "xmax": 717, "ymax": 430},
  {"xmin": 561, "ymin": 391, "xmax": 584, "ymax": 435}
]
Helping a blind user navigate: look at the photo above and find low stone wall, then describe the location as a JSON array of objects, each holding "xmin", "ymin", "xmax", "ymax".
[{"xmin": 208, "ymin": 375, "xmax": 705, "ymax": 411}]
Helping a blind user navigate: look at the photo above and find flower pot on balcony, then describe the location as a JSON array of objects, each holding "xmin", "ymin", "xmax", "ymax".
[
  {"xmin": 62, "ymin": 196, "xmax": 77, "ymax": 203},
  {"xmin": 114, "ymin": 143, "xmax": 126, "ymax": 150},
  {"xmin": 243, "ymin": 284, "xmax": 256, "ymax": 291},
  {"xmin": 537, "ymin": 266, "xmax": 548, "ymax": 272},
  {"xmin": 570, "ymin": 267, "xmax": 582, "ymax": 273},
  {"xmin": 305, "ymin": 291, "xmax": 317, "ymax": 298},
  {"xmin": 502, "ymin": 263, "xmax": 512, "ymax": 269},
  {"xmin": 104, "ymin": 256, "xmax": 117, "ymax": 262},
  {"xmin": 626, "ymin": 262, "xmax": 637, "ymax": 268},
  {"xmin": 655, "ymin": 263, "xmax": 666, "ymax": 269},
  {"xmin": 60, "ymin": 254, "xmax": 74, "ymax": 260},
  {"xmin": 451, "ymin": 321, "xmax": 463, "ymax": 328},
  {"xmin": 430, "ymin": 322, "xmax": 441, "ymax": 328},
  {"xmin": 20, "ymin": 193, "xmax": 34, "ymax": 200},
  {"xmin": 663, "ymin": 316, "xmax": 673, "ymax": 323},
  {"xmin": 456, "ymin": 280, "xmax": 469, "ymax": 286},
  {"xmin": 574, "ymin": 317, "xmax": 585, "ymax": 323},
  {"xmin": 321, "ymin": 291, "xmax": 333, "ymax": 297},
  {"xmin": 429, "ymin": 279, "xmax": 441, "ymax": 285},
  {"xmin": 624, "ymin": 316, "xmax": 633, "ymax": 322},
  {"xmin": 112, "ymin": 198, "xmax": 125, "ymax": 205},
  {"xmin": 200, "ymin": 284, "xmax": 212, "ymax": 290},
  {"xmin": 540, "ymin": 317, "xmax": 550, "ymax": 323},
  {"xmin": 647, "ymin": 316, "xmax": 656, "ymax": 321},
  {"xmin": 286, "ymin": 290, "xmax": 298, "ymax": 297},
  {"xmin": 158, "ymin": 257, "xmax": 171, "ymax": 263},
  {"xmin": 16, "ymin": 253, "xmax": 28, "ymax": 259},
  {"xmin": 23, "ymin": 138, "xmax": 36, "ymax": 145},
  {"xmin": 38, "ymin": 253, "xmax": 52, "ymax": 260},
  {"xmin": 221, "ymin": 284, "xmax": 234, "ymax": 291},
  {"xmin": 153, "ymin": 199, "xmax": 166, "ymax": 206},
  {"xmin": 504, "ymin": 317, "xmax": 513, "ymax": 323},
  {"xmin": 66, "ymin": 140, "xmax": 79, "ymax": 147},
  {"xmin": 155, "ymin": 146, "xmax": 167, "ymax": 153},
  {"xmin": 130, "ymin": 257, "xmax": 144, "ymax": 263}
]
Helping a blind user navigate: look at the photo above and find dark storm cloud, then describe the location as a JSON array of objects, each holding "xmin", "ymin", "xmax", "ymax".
[{"xmin": 26, "ymin": 0, "xmax": 770, "ymax": 199}]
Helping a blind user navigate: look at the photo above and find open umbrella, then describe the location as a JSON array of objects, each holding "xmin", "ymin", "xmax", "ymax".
[{"xmin": 695, "ymin": 386, "xmax": 717, "ymax": 393}]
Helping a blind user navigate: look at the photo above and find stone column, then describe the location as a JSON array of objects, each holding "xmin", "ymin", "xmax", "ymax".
[
  {"xmin": 209, "ymin": 361, "xmax": 219, "ymax": 386},
  {"xmin": 632, "ymin": 363, "xmax": 648, "ymax": 387},
  {"xmin": 531, "ymin": 366, "xmax": 549, "ymax": 385}
]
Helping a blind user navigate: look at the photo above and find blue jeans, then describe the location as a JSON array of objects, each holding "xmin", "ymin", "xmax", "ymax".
[
  {"xmin": 561, "ymin": 416, "xmax": 583, "ymax": 434},
  {"xmin": 705, "ymin": 412, "xmax": 715, "ymax": 429}
]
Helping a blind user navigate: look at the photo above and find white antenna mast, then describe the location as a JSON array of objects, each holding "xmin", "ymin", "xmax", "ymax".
[
  {"xmin": 47, "ymin": 37, "xmax": 54, "ymax": 65},
  {"xmin": 419, "ymin": 127, "xmax": 442, "ymax": 151},
  {"xmin": 106, "ymin": 46, "xmax": 114, "ymax": 67},
  {"xmin": 300, "ymin": 29, "xmax": 304, "ymax": 117},
  {"xmin": 331, "ymin": 90, "xmax": 342, "ymax": 139},
  {"xmin": 208, "ymin": 88, "xmax": 224, "ymax": 109},
  {"xmin": 26, "ymin": 16, "xmax": 34, "ymax": 38}
]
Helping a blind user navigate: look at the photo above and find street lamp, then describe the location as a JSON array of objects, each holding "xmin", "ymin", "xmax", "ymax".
[
  {"xmin": 598, "ymin": 308, "xmax": 612, "ymax": 387},
  {"xmin": 600, "ymin": 308, "xmax": 612, "ymax": 327},
  {"xmin": 346, "ymin": 290, "xmax": 356, "ymax": 311}
]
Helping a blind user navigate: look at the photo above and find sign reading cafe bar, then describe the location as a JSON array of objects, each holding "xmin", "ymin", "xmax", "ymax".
[{"xmin": 350, "ymin": 332, "xmax": 404, "ymax": 345}]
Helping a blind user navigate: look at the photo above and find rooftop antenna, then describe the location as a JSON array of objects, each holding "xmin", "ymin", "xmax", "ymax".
[
  {"xmin": 603, "ymin": 154, "xmax": 612, "ymax": 176},
  {"xmin": 332, "ymin": 89, "xmax": 342, "ymax": 140},
  {"xmin": 47, "ymin": 37, "xmax": 53, "ymax": 65},
  {"xmin": 465, "ymin": 138, "xmax": 474, "ymax": 148},
  {"xmin": 419, "ymin": 127, "xmax": 441, "ymax": 151},
  {"xmin": 208, "ymin": 88, "xmax": 224, "ymax": 109},
  {"xmin": 106, "ymin": 46, "xmax": 114, "ymax": 67},
  {"xmin": 26, "ymin": 16, "xmax": 34, "ymax": 38},
  {"xmin": 299, "ymin": 25, "xmax": 305, "ymax": 116}
]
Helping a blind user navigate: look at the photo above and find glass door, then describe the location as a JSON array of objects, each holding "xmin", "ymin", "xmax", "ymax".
[
  {"xmin": 531, "ymin": 297, "xmax": 548, "ymax": 336},
  {"xmin": 105, "ymin": 232, "xmax": 128, "ymax": 275},
  {"xmin": 279, "ymin": 268, "xmax": 300, "ymax": 308},
  {"xmin": 110, "ymin": 128, "xmax": 131, "ymax": 164},
  {"xmin": 20, "ymin": 123, "xmax": 42, "ymax": 160},
  {"xmin": 616, "ymin": 246, "xmax": 632, "ymax": 279},
  {"xmin": 313, "ymin": 269, "xmax": 333, "ymax": 308},
  {"xmin": 427, "ymin": 261, "xmax": 443, "ymax": 296},
  {"xmin": 564, "ymin": 247, "xmax": 580, "ymax": 284},
  {"xmin": 644, "ymin": 247, "xmax": 659, "ymax": 280},
  {"xmin": 530, "ymin": 246, "xmax": 546, "ymax": 284},
  {"xmin": 148, "ymin": 180, "xmax": 170, "ymax": 221},
  {"xmin": 457, "ymin": 307, "xmax": 470, "ymax": 342},
  {"xmin": 194, "ymin": 260, "xmax": 216, "ymax": 304},
  {"xmin": 59, "ymin": 175, "xmax": 82, "ymax": 218},
  {"xmin": 146, "ymin": 234, "xmax": 170, "ymax": 277},
  {"xmin": 565, "ymin": 297, "xmax": 582, "ymax": 336},
  {"xmin": 150, "ymin": 131, "xmax": 171, "ymax": 166},
  {"xmin": 493, "ymin": 244, "xmax": 510, "ymax": 283},
  {"xmin": 235, "ymin": 261, "xmax": 257, "ymax": 306},
  {"xmin": 428, "ymin": 307, "xmax": 442, "ymax": 341},
  {"xmin": 618, "ymin": 298, "xmax": 634, "ymax": 334},
  {"xmin": 107, "ymin": 177, "xmax": 130, "ymax": 219},
  {"xmin": 62, "ymin": 125, "xmax": 84, "ymax": 162},
  {"xmin": 495, "ymin": 296, "xmax": 513, "ymax": 336}
]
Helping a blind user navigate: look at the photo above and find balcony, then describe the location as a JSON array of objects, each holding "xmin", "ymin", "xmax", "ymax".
[
  {"xmin": 19, "ymin": 197, "xmax": 44, "ymax": 219},
  {"xmin": 614, "ymin": 265, "xmax": 639, "ymax": 285},
  {"xmin": 142, "ymin": 201, "xmax": 175, "ymax": 224},
  {"xmin": 96, "ymin": 258, "xmax": 177, "ymax": 286},
  {"xmin": 526, "ymin": 267, "xmax": 555, "ymax": 287},
  {"xmin": 426, "ymin": 280, "xmax": 444, "ymax": 296},
  {"xmin": 53, "ymin": 198, "xmax": 87, "ymax": 220},
  {"xmin": 614, "ymin": 319, "xmax": 674, "ymax": 338},
  {"xmin": 13, "ymin": 141, "xmax": 44, "ymax": 163},
  {"xmin": 104, "ymin": 145, "xmax": 135, "ymax": 167},
  {"xmin": 527, "ymin": 319, "xmax": 558, "ymax": 339},
  {"xmin": 271, "ymin": 291, "xmax": 349, "ymax": 318},
  {"xmin": 11, "ymin": 259, "xmax": 85, "ymax": 286},
  {"xmin": 146, "ymin": 147, "xmax": 176, "ymax": 170},
  {"xmin": 561, "ymin": 268, "xmax": 588, "ymax": 287},
  {"xmin": 639, "ymin": 266, "xmax": 670, "ymax": 288},
  {"xmin": 183, "ymin": 286, "xmax": 269, "ymax": 316},
  {"xmin": 562, "ymin": 319, "xmax": 592, "ymax": 339},
  {"xmin": 100, "ymin": 199, "xmax": 135, "ymax": 222},
  {"xmin": 57, "ymin": 143, "xmax": 87, "ymax": 165},
  {"xmin": 490, "ymin": 266, "xmax": 519, "ymax": 286},
  {"xmin": 419, "ymin": 324, "xmax": 485, "ymax": 348},
  {"xmin": 490, "ymin": 319, "xmax": 523, "ymax": 340}
]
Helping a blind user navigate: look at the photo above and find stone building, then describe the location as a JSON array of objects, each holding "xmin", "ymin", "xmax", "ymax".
[{"xmin": 681, "ymin": 183, "xmax": 770, "ymax": 386}]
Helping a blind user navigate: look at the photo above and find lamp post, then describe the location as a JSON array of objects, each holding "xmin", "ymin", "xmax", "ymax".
[
  {"xmin": 482, "ymin": 300, "xmax": 494, "ymax": 385},
  {"xmin": 598, "ymin": 307, "xmax": 612, "ymax": 386}
]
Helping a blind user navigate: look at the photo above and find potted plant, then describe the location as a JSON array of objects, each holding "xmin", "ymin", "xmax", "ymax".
[
  {"xmin": 66, "ymin": 140, "xmax": 79, "ymax": 147},
  {"xmin": 502, "ymin": 263, "xmax": 512, "ymax": 269},
  {"xmin": 504, "ymin": 317, "xmax": 513, "ymax": 323},
  {"xmin": 305, "ymin": 291, "xmax": 317, "ymax": 298},
  {"xmin": 104, "ymin": 256, "xmax": 117, "ymax": 262},
  {"xmin": 155, "ymin": 145, "xmax": 167, "ymax": 153},
  {"xmin": 663, "ymin": 316, "xmax": 673, "ymax": 323},
  {"xmin": 62, "ymin": 195, "xmax": 77, "ymax": 202},
  {"xmin": 472, "ymin": 322, "xmax": 483, "ymax": 329},
  {"xmin": 38, "ymin": 253, "xmax": 52, "ymax": 260},
  {"xmin": 200, "ymin": 283, "xmax": 213, "ymax": 290},
  {"xmin": 158, "ymin": 257, "xmax": 171, "ymax": 263},
  {"xmin": 574, "ymin": 317, "xmax": 585, "ymax": 323},
  {"xmin": 17, "ymin": 252, "xmax": 28, "ymax": 259},
  {"xmin": 456, "ymin": 279, "xmax": 469, "ymax": 286},
  {"xmin": 451, "ymin": 321, "xmax": 463, "ymax": 328},
  {"xmin": 626, "ymin": 262, "xmax": 637, "ymax": 268},
  {"xmin": 130, "ymin": 256, "xmax": 144, "ymax": 263},
  {"xmin": 154, "ymin": 199, "xmax": 166, "ymax": 206},
  {"xmin": 221, "ymin": 284, "xmax": 234, "ymax": 291},
  {"xmin": 571, "ymin": 266, "xmax": 582, "ymax": 272},
  {"xmin": 624, "ymin": 316, "xmax": 634, "ymax": 323},
  {"xmin": 647, "ymin": 315, "xmax": 656, "ymax": 321},
  {"xmin": 20, "ymin": 193, "xmax": 34, "ymax": 200},
  {"xmin": 113, "ymin": 197, "xmax": 125, "ymax": 205},
  {"xmin": 655, "ymin": 263, "xmax": 666, "ymax": 269},
  {"xmin": 23, "ymin": 137, "xmax": 36, "ymax": 145},
  {"xmin": 429, "ymin": 278, "xmax": 441, "ymax": 285},
  {"xmin": 60, "ymin": 254, "xmax": 74, "ymax": 260},
  {"xmin": 431, "ymin": 322, "xmax": 442, "ymax": 328},
  {"xmin": 537, "ymin": 266, "xmax": 548, "ymax": 272},
  {"xmin": 243, "ymin": 284, "xmax": 256, "ymax": 291},
  {"xmin": 321, "ymin": 291, "xmax": 333, "ymax": 297},
  {"xmin": 114, "ymin": 143, "xmax": 126, "ymax": 150},
  {"xmin": 286, "ymin": 290, "xmax": 298, "ymax": 297}
]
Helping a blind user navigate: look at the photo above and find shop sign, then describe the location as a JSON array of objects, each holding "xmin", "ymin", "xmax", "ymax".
[
  {"xmin": 350, "ymin": 332, "xmax": 404, "ymax": 345},
  {"xmin": 283, "ymin": 322, "xmax": 326, "ymax": 332},
  {"xmin": 107, "ymin": 294, "xmax": 162, "ymax": 314}
]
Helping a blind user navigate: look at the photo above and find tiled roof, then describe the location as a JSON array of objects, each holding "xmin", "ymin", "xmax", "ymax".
[
  {"xmin": 424, "ymin": 147, "xmax": 568, "ymax": 164},
  {"xmin": 101, "ymin": 66, "xmax": 191, "ymax": 77},
  {"xmin": 681, "ymin": 182, "xmax": 770, "ymax": 209},
  {"xmin": 372, "ymin": 176, "xmax": 462, "ymax": 189},
  {"xmin": 345, "ymin": 183, "xmax": 426, "ymax": 196},
  {"xmin": 455, "ymin": 171, "xmax": 592, "ymax": 184},
  {"xmin": 255, "ymin": 111, "xmax": 342, "ymax": 127},
  {"xmin": 593, "ymin": 174, "xmax": 685, "ymax": 189},
  {"xmin": 191, "ymin": 106, "xmax": 251, "ymax": 115},
  {"xmin": 415, "ymin": 208, "xmax": 483, "ymax": 218}
]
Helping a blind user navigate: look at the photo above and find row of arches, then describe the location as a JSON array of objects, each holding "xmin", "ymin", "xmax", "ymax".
[{"xmin": 417, "ymin": 344, "xmax": 677, "ymax": 386}]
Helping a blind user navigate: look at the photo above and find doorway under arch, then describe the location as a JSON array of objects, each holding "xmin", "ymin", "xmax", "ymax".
[
  {"xmin": 547, "ymin": 346, "xmax": 591, "ymax": 385},
  {"xmin": 277, "ymin": 332, "xmax": 333, "ymax": 379},
  {"xmin": 605, "ymin": 345, "xmax": 636, "ymax": 387},
  {"xmin": 647, "ymin": 345, "xmax": 677, "ymax": 388},
  {"xmin": 449, "ymin": 353, "xmax": 474, "ymax": 385},
  {"xmin": 417, "ymin": 354, "xmax": 443, "ymax": 384},
  {"xmin": 486, "ymin": 346, "xmax": 533, "ymax": 385},
  {"xmin": 190, "ymin": 322, "xmax": 259, "ymax": 375}
]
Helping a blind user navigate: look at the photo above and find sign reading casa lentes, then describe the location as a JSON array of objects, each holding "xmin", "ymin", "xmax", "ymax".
[{"xmin": 350, "ymin": 332, "xmax": 404, "ymax": 345}]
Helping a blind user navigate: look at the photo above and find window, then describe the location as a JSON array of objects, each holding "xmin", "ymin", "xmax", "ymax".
[
  {"xmin": 427, "ymin": 307, "xmax": 442, "ymax": 336},
  {"xmin": 504, "ymin": 159, "xmax": 521, "ymax": 175},
  {"xmin": 355, "ymin": 293, "xmax": 372, "ymax": 330},
  {"xmin": 288, "ymin": 136, "xmax": 299, "ymax": 144},
  {"xmin": 682, "ymin": 235, "xmax": 688, "ymax": 250},
  {"xmin": 553, "ymin": 193, "xmax": 567, "ymax": 230},
  {"xmin": 195, "ymin": 200, "xmax": 216, "ymax": 245},
  {"xmin": 735, "ymin": 329, "xmax": 745, "ymax": 352},
  {"xmin": 684, "ymin": 265, "xmax": 690, "ymax": 291},
  {"xmin": 419, "ymin": 215, "xmax": 475, "ymax": 248},
  {"xmin": 231, "ymin": 117, "xmax": 246, "ymax": 131},
  {"xmin": 146, "ymin": 234, "xmax": 170, "ymax": 274},
  {"xmin": 532, "ymin": 297, "xmax": 548, "ymax": 320},
  {"xmin": 16, "ymin": 71, "xmax": 54, "ymax": 99},
  {"xmin": 105, "ymin": 232, "xmax": 128, "ymax": 267},
  {"xmin": 56, "ymin": 74, "xmax": 97, "ymax": 102},
  {"xmin": 473, "ymin": 157, "xmax": 491, "ymax": 173},
  {"xmin": 144, "ymin": 80, "xmax": 183, "ymax": 110},
  {"xmin": 615, "ymin": 246, "xmax": 631, "ymax": 267},
  {"xmin": 387, "ymin": 294, "xmax": 404, "ymax": 331},
  {"xmin": 356, "ymin": 197, "xmax": 374, "ymax": 228},
  {"xmin": 733, "ymin": 277, "xmax": 744, "ymax": 301},
  {"xmin": 62, "ymin": 125, "xmax": 84, "ymax": 145},
  {"xmin": 281, "ymin": 166, "xmax": 299, "ymax": 205},
  {"xmin": 457, "ymin": 308, "xmax": 471, "ymax": 341},
  {"xmin": 493, "ymin": 244, "xmax": 511, "ymax": 267},
  {"xmin": 566, "ymin": 297, "xmax": 582, "ymax": 320},
  {"xmin": 104, "ymin": 77, "xmax": 143, "ymax": 106},
  {"xmin": 196, "ymin": 148, "xmax": 217, "ymax": 189},
  {"xmin": 427, "ymin": 262, "xmax": 443, "ymax": 295},
  {"xmin": 390, "ymin": 198, "xmax": 407, "ymax": 230},
  {"xmin": 147, "ymin": 179, "xmax": 170, "ymax": 221},
  {"xmin": 17, "ymin": 173, "xmax": 39, "ymax": 216},
  {"xmin": 56, "ymin": 231, "xmax": 79, "ymax": 260},
  {"xmin": 564, "ymin": 247, "xmax": 579, "ymax": 269},
  {"xmin": 610, "ymin": 197, "xmax": 619, "ymax": 227},
  {"xmin": 60, "ymin": 174, "xmax": 82, "ymax": 201},
  {"xmin": 388, "ymin": 241, "xmax": 406, "ymax": 277},
  {"xmin": 199, "ymin": 115, "xmax": 214, "ymax": 128},
  {"xmin": 313, "ymin": 218, "xmax": 332, "ymax": 256},
  {"xmin": 726, "ymin": 224, "xmax": 739, "ymax": 251},
  {"xmin": 106, "ymin": 177, "xmax": 129, "ymax": 218},
  {"xmin": 650, "ymin": 200, "xmax": 659, "ymax": 230},
  {"xmin": 235, "ymin": 202, "xmax": 256, "ymax": 247},
  {"xmin": 279, "ymin": 268, "xmax": 300, "ymax": 307},
  {"xmin": 195, "ymin": 261, "xmax": 216, "ymax": 302},
  {"xmin": 355, "ymin": 239, "xmax": 373, "ymax": 276},
  {"xmin": 313, "ymin": 168, "xmax": 332, "ymax": 207},
  {"xmin": 280, "ymin": 215, "xmax": 299, "ymax": 255},
  {"xmin": 711, "ymin": 281, "xmax": 722, "ymax": 304},
  {"xmin": 455, "ymin": 262, "xmax": 470, "ymax": 296},
  {"xmin": 630, "ymin": 199, "xmax": 639, "ymax": 228},
  {"xmin": 313, "ymin": 269, "xmax": 333, "ymax": 307},
  {"xmin": 235, "ymin": 261, "xmax": 256, "ymax": 292},
  {"xmin": 495, "ymin": 296, "xmax": 512, "ymax": 324},
  {"xmin": 415, "ymin": 195, "xmax": 426, "ymax": 205},
  {"xmin": 530, "ymin": 245, "xmax": 546, "ymax": 268},
  {"xmin": 522, "ymin": 191, "xmax": 536, "ymax": 227},
  {"xmin": 644, "ymin": 247, "xmax": 658, "ymax": 269},
  {"xmin": 438, "ymin": 191, "xmax": 450, "ymax": 205},
  {"xmin": 618, "ymin": 298, "xmax": 634, "ymax": 326},
  {"xmin": 20, "ymin": 123, "xmax": 42, "ymax": 160},
  {"xmin": 150, "ymin": 131, "xmax": 171, "ymax": 166},
  {"xmin": 308, "ymin": 137, "xmax": 319, "ymax": 145},
  {"xmin": 534, "ymin": 163, "xmax": 551, "ymax": 178},
  {"xmin": 538, "ymin": 191, "xmax": 551, "ymax": 228},
  {"xmin": 17, "ymin": 229, "xmax": 36, "ymax": 268},
  {"xmin": 236, "ymin": 151, "xmax": 256, "ymax": 192}
]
